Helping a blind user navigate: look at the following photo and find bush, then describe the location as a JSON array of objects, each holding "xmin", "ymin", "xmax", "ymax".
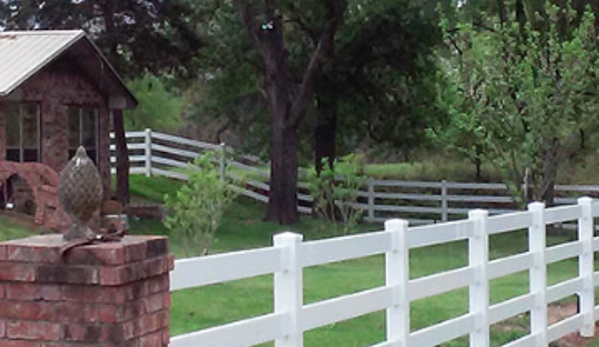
[
  {"xmin": 164, "ymin": 153, "xmax": 238, "ymax": 256},
  {"xmin": 308, "ymin": 154, "xmax": 365, "ymax": 235}
]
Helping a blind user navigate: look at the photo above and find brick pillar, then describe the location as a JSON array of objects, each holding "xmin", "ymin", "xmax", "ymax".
[{"xmin": 0, "ymin": 234, "xmax": 173, "ymax": 347}]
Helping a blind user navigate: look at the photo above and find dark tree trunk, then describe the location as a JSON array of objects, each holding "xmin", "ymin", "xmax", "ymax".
[
  {"xmin": 474, "ymin": 144, "xmax": 483, "ymax": 181},
  {"xmin": 101, "ymin": 2, "xmax": 129, "ymax": 204},
  {"xmin": 538, "ymin": 139, "xmax": 558, "ymax": 206},
  {"xmin": 113, "ymin": 110, "xmax": 130, "ymax": 205},
  {"xmin": 266, "ymin": 123, "xmax": 299, "ymax": 224},
  {"xmin": 314, "ymin": 89, "xmax": 337, "ymax": 174},
  {"xmin": 314, "ymin": 121, "xmax": 336, "ymax": 174}
]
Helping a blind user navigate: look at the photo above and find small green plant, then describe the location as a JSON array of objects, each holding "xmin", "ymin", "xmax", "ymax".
[
  {"xmin": 164, "ymin": 152, "xmax": 238, "ymax": 256},
  {"xmin": 308, "ymin": 154, "xmax": 365, "ymax": 235}
]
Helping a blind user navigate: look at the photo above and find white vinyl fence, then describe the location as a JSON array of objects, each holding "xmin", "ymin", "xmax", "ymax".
[
  {"xmin": 169, "ymin": 198, "xmax": 599, "ymax": 347},
  {"xmin": 110, "ymin": 130, "xmax": 599, "ymax": 223}
]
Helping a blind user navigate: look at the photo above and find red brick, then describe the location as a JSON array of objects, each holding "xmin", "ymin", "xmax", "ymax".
[
  {"xmin": 0, "ymin": 301, "xmax": 97, "ymax": 323},
  {"xmin": 116, "ymin": 302, "xmax": 138, "ymax": 322},
  {"xmin": 97, "ymin": 306, "xmax": 120, "ymax": 323},
  {"xmin": 0, "ymin": 319, "xmax": 5, "ymax": 338},
  {"xmin": 126, "ymin": 338, "xmax": 141, "ymax": 347},
  {"xmin": 124, "ymin": 242, "xmax": 147, "ymax": 263},
  {"xmin": 61, "ymin": 285, "xmax": 125, "ymax": 304},
  {"xmin": 167, "ymin": 254, "xmax": 175, "ymax": 271},
  {"xmin": 100, "ymin": 257, "xmax": 169, "ymax": 286},
  {"xmin": 48, "ymin": 302, "xmax": 97, "ymax": 323},
  {"xmin": 121, "ymin": 279, "xmax": 164, "ymax": 302},
  {"xmin": 139, "ymin": 330, "xmax": 162, "ymax": 347},
  {"xmin": 143, "ymin": 275, "xmax": 169, "ymax": 297},
  {"xmin": 146, "ymin": 238, "xmax": 168, "ymax": 258},
  {"xmin": 161, "ymin": 328, "xmax": 169, "ymax": 346},
  {"xmin": 7, "ymin": 320, "xmax": 62, "ymax": 340},
  {"xmin": 123, "ymin": 320, "xmax": 136, "ymax": 340},
  {"xmin": 36, "ymin": 264, "xmax": 99, "ymax": 284},
  {"xmin": 137, "ymin": 310, "xmax": 169, "ymax": 336},
  {"xmin": 63, "ymin": 323, "xmax": 124, "ymax": 343},
  {"xmin": 66, "ymin": 245, "xmax": 126, "ymax": 266},
  {"xmin": 142, "ymin": 293, "xmax": 166, "ymax": 314},
  {"xmin": 0, "ymin": 283, "xmax": 4, "ymax": 299},
  {"xmin": 0, "ymin": 244, "xmax": 7, "ymax": 261},
  {"xmin": 163, "ymin": 293, "xmax": 171, "ymax": 308},
  {"xmin": 0, "ymin": 340, "xmax": 40, "ymax": 347},
  {"xmin": 5, "ymin": 283, "xmax": 61, "ymax": 301},
  {"xmin": 6, "ymin": 244, "xmax": 60, "ymax": 263},
  {"xmin": 0, "ymin": 263, "xmax": 36, "ymax": 282}
]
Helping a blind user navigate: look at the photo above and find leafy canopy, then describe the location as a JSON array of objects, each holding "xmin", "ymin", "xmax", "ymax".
[{"xmin": 438, "ymin": 3, "xmax": 599, "ymax": 205}]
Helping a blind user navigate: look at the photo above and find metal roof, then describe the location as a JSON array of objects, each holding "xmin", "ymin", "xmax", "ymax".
[{"xmin": 0, "ymin": 30, "xmax": 137, "ymax": 108}]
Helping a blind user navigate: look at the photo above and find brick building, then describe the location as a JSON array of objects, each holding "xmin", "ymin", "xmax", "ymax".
[{"xmin": 0, "ymin": 30, "xmax": 137, "ymax": 198}]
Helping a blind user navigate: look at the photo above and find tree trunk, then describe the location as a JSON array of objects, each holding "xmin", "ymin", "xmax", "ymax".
[
  {"xmin": 314, "ymin": 121, "xmax": 336, "ymax": 174},
  {"xmin": 314, "ymin": 89, "xmax": 337, "ymax": 174},
  {"xmin": 235, "ymin": 0, "xmax": 345, "ymax": 225},
  {"xmin": 266, "ymin": 123, "xmax": 299, "ymax": 224},
  {"xmin": 537, "ymin": 139, "xmax": 558, "ymax": 206},
  {"xmin": 474, "ymin": 144, "xmax": 483, "ymax": 181},
  {"xmin": 113, "ymin": 109, "xmax": 130, "ymax": 205}
]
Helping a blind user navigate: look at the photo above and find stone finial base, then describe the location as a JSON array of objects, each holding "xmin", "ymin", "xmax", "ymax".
[{"xmin": 0, "ymin": 235, "xmax": 173, "ymax": 346}]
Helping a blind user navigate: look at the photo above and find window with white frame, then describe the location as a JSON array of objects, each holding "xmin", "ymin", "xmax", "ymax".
[
  {"xmin": 5, "ymin": 102, "xmax": 41, "ymax": 162},
  {"xmin": 68, "ymin": 107, "xmax": 98, "ymax": 164}
]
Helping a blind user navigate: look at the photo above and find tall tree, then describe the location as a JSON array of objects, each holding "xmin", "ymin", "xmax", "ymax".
[
  {"xmin": 440, "ymin": 4, "xmax": 599, "ymax": 206},
  {"xmin": 187, "ymin": 0, "xmax": 444, "ymax": 220},
  {"xmin": 234, "ymin": 0, "xmax": 346, "ymax": 224}
]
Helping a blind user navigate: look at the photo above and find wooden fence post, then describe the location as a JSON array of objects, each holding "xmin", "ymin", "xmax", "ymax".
[
  {"xmin": 384, "ymin": 219, "xmax": 410, "ymax": 347},
  {"xmin": 441, "ymin": 180, "xmax": 448, "ymax": 222},
  {"xmin": 274, "ymin": 232, "xmax": 303, "ymax": 347},
  {"xmin": 219, "ymin": 142, "xmax": 226, "ymax": 181},
  {"xmin": 528, "ymin": 202, "xmax": 547, "ymax": 346},
  {"xmin": 367, "ymin": 178, "xmax": 375, "ymax": 221},
  {"xmin": 468, "ymin": 209, "xmax": 490, "ymax": 347},
  {"xmin": 577, "ymin": 197, "xmax": 595, "ymax": 337},
  {"xmin": 144, "ymin": 128, "xmax": 152, "ymax": 177}
]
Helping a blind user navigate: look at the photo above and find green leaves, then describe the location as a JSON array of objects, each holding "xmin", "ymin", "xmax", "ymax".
[
  {"xmin": 439, "ymin": 1, "xmax": 599, "ymax": 204},
  {"xmin": 164, "ymin": 152, "xmax": 239, "ymax": 257},
  {"xmin": 124, "ymin": 74, "xmax": 183, "ymax": 133},
  {"xmin": 308, "ymin": 155, "xmax": 365, "ymax": 235}
]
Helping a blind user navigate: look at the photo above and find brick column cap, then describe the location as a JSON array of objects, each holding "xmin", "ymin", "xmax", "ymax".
[{"xmin": 0, "ymin": 235, "xmax": 173, "ymax": 286}]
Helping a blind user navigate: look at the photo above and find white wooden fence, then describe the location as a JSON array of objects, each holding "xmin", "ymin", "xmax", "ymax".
[
  {"xmin": 110, "ymin": 130, "xmax": 599, "ymax": 223},
  {"xmin": 169, "ymin": 198, "xmax": 599, "ymax": 347}
]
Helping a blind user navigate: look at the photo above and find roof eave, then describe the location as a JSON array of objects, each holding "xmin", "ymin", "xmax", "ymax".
[{"xmin": 81, "ymin": 36, "xmax": 138, "ymax": 109}]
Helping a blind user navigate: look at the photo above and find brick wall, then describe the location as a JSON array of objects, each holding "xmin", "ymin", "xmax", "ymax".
[
  {"xmin": 0, "ymin": 235, "xmax": 173, "ymax": 347},
  {"xmin": 0, "ymin": 57, "xmax": 113, "ymax": 197}
]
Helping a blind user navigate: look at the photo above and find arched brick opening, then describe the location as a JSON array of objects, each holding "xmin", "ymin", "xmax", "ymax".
[{"xmin": 0, "ymin": 161, "xmax": 66, "ymax": 230}]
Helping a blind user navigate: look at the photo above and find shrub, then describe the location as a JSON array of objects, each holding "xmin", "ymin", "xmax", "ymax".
[
  {"xmin": 164, "ymin": 152, "xmax": 238, "ymax": 256},
  {"xmin": 308, "ymin": 154, "xmax": 365, "ymax": 235}
]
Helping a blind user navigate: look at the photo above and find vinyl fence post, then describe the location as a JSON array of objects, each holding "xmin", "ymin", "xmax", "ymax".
[
  {"xmin": 274, "ymin": 232, "xmax": 303, "ymax": 347},
  {"xmin": 577, "ymin": 197, "xmax": 595, "ymax": 337},
  {"xmin": 144, "ymin": 128, "xmax": 152, "ymax": 177},
  {"xmin": 219, "ymin": 142, "xmax": 226, "ymax": 181},
  {"xmin": 367, "ymin": 178, "xmax": 375, "ymax": 221},
  {"xmin": 468, "ymin": 209, "xmax": 490, "ymax": 347},
  {"xmin": 528, "ymin": 202, "xmax": 547, "ymax": 346},
  {"xmin": 441, "ymin": 180, "xmax": 448, "ymax": 222},
  {"xmin": 384, "ymin": 219, "xmax": 410, "ymax": 347}
]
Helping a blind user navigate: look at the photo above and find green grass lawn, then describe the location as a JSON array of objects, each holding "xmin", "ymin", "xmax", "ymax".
[{"xmin": 0, "ymin": 175, "xmax": 597, "ymax": 347}]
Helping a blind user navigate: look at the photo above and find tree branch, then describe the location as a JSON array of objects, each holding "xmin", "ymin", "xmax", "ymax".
[
  {"xmin": 234, "ymin": 0, "xmax": 261, "ymax": 48},
  {"xmin": 288, "ymin": 0, "xmax": 346, "ymax": 128}
]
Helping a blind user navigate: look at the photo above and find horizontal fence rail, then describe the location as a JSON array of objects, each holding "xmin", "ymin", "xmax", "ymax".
[
  {"xmin": 169, "ymin": 198, "xmax": 599, "ymax": 347},
  {"xmin": 111, "ymin": 130, "xmax": 599, "ymax": 223}
]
